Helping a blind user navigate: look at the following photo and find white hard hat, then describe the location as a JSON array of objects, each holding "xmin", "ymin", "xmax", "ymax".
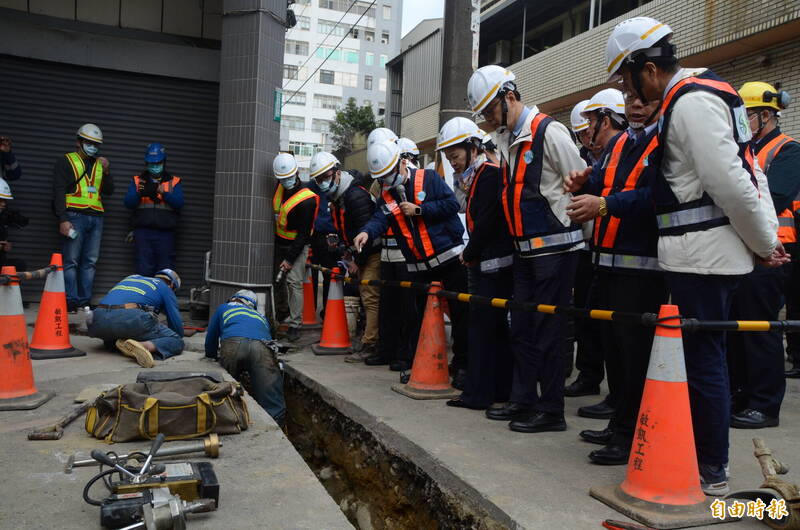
[
  {"xmin": 397, "ymin": 137, "xmax": 420, "ymax": 156},
  {"xmin": 605, "ymin": 17, "xmax": 673, "ymax": 81},
  {"xmin": 367, "ymin": 140, "xmax": 401, "ymax": 179},
  {"xmin": 570, "ymin": 100, "xmax": 591, "ymax": 132},
  {"xmin": 272, "ymin": 152, "xmax": 298, "ymax": 179},
  {"xmin": 77, "ymin": 123, "xmax": 103, "ymax": 144},
  {"xmin": 309, "ymin": 152, "xmax": 340, "ymax": 179},
  {"xmin": 367, "ymin": 127, "xmax": 398, "ymax": 148},
  {"xmin": 467, "ymin": 65, "xmax": 516, "ymax": 114},
  {"xmin": 436, "ymin": 117, "xmax": 483, "ymax": 151},
  {"xmin": 231, "ymin": 289, "xmax": 258, "ymax": 309},
  {"xmin": 0, "ymin": 178, "xmax": 12, "ymax": 200},
  {"xmin": 583, "ymin": 89, "xmax": 626, "ymax": 117}
]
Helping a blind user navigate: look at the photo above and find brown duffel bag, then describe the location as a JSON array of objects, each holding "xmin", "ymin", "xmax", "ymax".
[{"xmin": 86, "ymin": 377, "xmax": 251, "ymax": 443}]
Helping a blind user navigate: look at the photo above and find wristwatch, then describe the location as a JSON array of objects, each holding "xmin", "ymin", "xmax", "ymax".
[
  {"xmin": 414, "ymin": 206, "xmax": 421, "ymax": 216},
  {"xmin": 598, "ymin": 197, "xmax": 608, "ymax": 217}
]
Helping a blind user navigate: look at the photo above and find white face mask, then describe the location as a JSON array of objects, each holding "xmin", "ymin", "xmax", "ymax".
[
  {"xmin": 628, "ymin": 121, "xmax": 645, "ymax": 130},
  {"xmin": 281, "ymin": 176, "xmax": 298, "ymax": 189},
  {"xmin": 381, "ymin": 171, "xmax": 403, "ymax": 189},
  {"xmin": 82, "ymin": 142, "xmax": 99, "ymax": 157}
]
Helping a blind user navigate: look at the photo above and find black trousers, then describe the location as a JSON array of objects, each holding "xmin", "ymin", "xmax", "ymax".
[
  {"xmin": 378, "ymin": 260, "xmax": 413, "ymax": 362},
  {"xmin": 784, "ymin": 257, "xmax": 800, "ymax": 367},
  {"xmin": 593, "ymin": 269, "xmax": 668, "ymax": 446},
  {"xmin": 460, "ymin": 265, "xmax": 513, "ymax": 407},
  {"xmin": 728, "ymin": 263, "xmax": 789, "ymax": 419},
  {"xmin": 510, "ymin": 252, "xmax": 578, "ymax": 413},
  {"xmin": 573, "ymin": 251, "xmax": 606, "ymax": 387},
  {"xmin": 406, "ymin": 260, "xmax": 469, "ymax": 368}
]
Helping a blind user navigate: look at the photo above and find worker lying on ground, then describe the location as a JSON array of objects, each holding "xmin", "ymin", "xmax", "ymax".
[
  {"xmin": 87, "ymin": 269, "xmax": 184, "ymax": 367},
  {"xmin": 204, "ymin": 290, "xmax": 286, "ymax": 427}
]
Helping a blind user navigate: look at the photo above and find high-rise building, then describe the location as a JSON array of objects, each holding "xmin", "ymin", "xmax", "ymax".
[{"xmin": 281, "ymin": 0, "xmax": 402, "ymax": 176}]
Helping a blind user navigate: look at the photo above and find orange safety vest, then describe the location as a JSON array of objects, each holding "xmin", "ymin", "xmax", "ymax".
[
  {"xmin": 272, "ymin": 184, "xmax": 319, "ymax": 241},
  {"xmin": 133, "ymin": 175, "xmax": 181, "ymax": 210},
  {"xmin": 64, "ymin": 152, "xmax": 105, "ymax": 213},
  {"xmin": 382, "ymin": 169, "xmax": 435, "ymax": 260},
  {"xmin": 755, "ymin": 132, "xmax": 798, "ymax": 244},
  {"xmin": 465, "ymin": 162, "xmax": 497, "ymax": 233}
]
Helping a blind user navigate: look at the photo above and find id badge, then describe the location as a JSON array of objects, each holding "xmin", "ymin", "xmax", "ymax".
[{"xmin": 87, "ymin": 186, "xmax": 97, "ymax": 194}]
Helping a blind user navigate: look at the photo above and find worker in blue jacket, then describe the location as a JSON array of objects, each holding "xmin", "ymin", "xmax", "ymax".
[
  {"xmin": 354, "ymin": 138, "xmax": 469, "ymax": 385},
  {"xmin": 88, "ymin": 269, "xmax": 184, "ymax": 368},
  {"xmin": 205, "ymin": 290, "xmax": 285, "ymax": 426}
]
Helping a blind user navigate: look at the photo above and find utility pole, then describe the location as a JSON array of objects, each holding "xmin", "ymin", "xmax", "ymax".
[{"xmin": 438, "ymin": 0, "xmax": 480, "ymax": 130}]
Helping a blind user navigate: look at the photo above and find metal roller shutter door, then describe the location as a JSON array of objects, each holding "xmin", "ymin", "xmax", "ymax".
[{"xmin": 0, "ymin": 54, "xmax": 218, "ymax": 302}]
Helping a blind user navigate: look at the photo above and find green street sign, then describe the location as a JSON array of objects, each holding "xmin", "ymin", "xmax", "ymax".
[{"xmin": 274, "ymin": 89, "xmax": 282, "ymax": 122}]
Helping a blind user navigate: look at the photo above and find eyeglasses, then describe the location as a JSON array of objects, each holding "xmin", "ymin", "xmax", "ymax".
[{"xmin": 480, "ymin": 97, "xmax": 501, "ymax": 119}]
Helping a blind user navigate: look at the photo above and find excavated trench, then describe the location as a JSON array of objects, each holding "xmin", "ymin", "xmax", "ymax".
[{"xmin": 283, "ymin": 371, "xmax": 513, "ymax": 530}]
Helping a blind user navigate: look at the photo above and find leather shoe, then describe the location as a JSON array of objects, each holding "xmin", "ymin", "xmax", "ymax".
[
  {"xmin": 509, "ymin": 412, "xmax": 567, "ymax": 433},
  {"xmin": 446, "ymin": 398, "xmax": 487, "ymax": 410},
  {"xmin": 564, "ymin": 379, "xmax": 600, "ymax": 397},
  {"xmin": 485, "ymin": 402, "xmax": 532, "ymax": 421},
  {"xmin": 390, "ymin": 360, "xmax": 411, "ymax": 372},
  {"xmin": 579, "ymin": 427, "xmax": 613, "ymax": 445},
  {"xmin": 786, "ymin": 365, "xmax": 800, "ymax": 379},
  {"xmin": 364, "ymin": 354, "xmax": 388, "ymax": 366},
  {"xmin": 589, "ymin": 444, "xmax": 630, "ymax": 465},
  {"xmin": 577, "ymin": 399, "xmax": 615, "ymax": 419},
  {"xmin": 731, "ymin": 408, "xmax": 778, "ymax": 429}
]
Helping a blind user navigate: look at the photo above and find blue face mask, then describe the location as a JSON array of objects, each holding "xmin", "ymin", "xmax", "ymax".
[
  {"xmin": 281, "ymin": 176, "xmax": 298, "ymax": 190},
  {"xmin": 82, "ymin": 142, "xmax": 99, "ymax": 157},
  {"xmin": 318, "ymin": 178, "xmax": 332, "ymax": 192},
  {"xmin": 147, "ymin": 163, "xmax": 164, "ymax": 175}
]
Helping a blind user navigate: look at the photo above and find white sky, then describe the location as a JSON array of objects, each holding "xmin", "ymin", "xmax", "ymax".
[{"xmin": 401, "ymin": 0, "xmax": 445, "ymax": 37}]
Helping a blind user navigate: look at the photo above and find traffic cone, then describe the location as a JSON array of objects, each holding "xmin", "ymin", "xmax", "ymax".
[
  {"xmin": 30, "ymin": 253, "xmax": 85, "ymax": 360},
  {"xmin": 392, "ymin": 282, "xmax": 460, "ymax": 400},
  {"xmin": 311, "ymin": 267, "xmax": 351, "ymax": 355},
  {"xmin": 590, "ymin": 305, "xmax": 724, "ymax": 529},
  {"xmin": 0, "ymin": 266, "xmax": 54, "ymax": 410},
  {"xmin": 302, "ymin": 259, "xmax": 320, "ymax": 329}
]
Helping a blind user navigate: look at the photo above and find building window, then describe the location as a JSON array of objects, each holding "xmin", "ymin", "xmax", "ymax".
[
  {"xmin": 379, "ymin": 78, "xmax": 386, "ymax": 92},
  {"xmin": 378, "ymin": 102, "xmax": 385, "ymax": 116},
  {"xmin": 381, "ymin": 31, "xmax": 389, "ymax": 45},
  {"xmin": 345, "ymin": 50, "xmax": 359, "ymax": 64},
  {"xmin": 283, "ymin": 64, "xmax": 300, "ymax": 80},
  {"xmin": 285, "ymin": 92, "xmax": 306, "ymax": 106},
  {"xmin": 297, "ymin": 16, "xmax": 310, "ymax": 30},
  {"xmin": 382, "ymin": 5, "xmax": 391, "ymax": 19},
  {"xmin": 314, "ymin": 94, "xmax": 342, "ymax": 110},
  {"xmin": 288, "ymin": 141, "xmax": 321, "ymax": 157},
  {"xmin": 364, "ymin": 75, "xmax": 373, "ymax": 90},
  {"xmin": 285, "ymin": 40, "xmax": 309, "ymax": 56},
  {"xmin": 379, "ymin": 54, "xmax": 388, "ymax": 67},
  {"xmin": 318, "ymin": 19, "xmax": 348, "ymax": 37},
  {"xmin": 365, "ymin": 52, "xmax": 374, "ymax": 66},
  {"xmin": 312, "ymin": 119, "xmax": 332, "ymax": 134},
  {"xmin": 350, "ymin": 27, "xmax": 359, "ymax": 39},
  {"xmin": 365, "ymin": 30, "xmax": 374, "ymax": 42},
  {"xmin": 338, "ymin": 72, "xmax": 358, "ymax": 87},
  {"xmin": 319, "ymin": 69, "xmax": 335, "ymax": 85},
  {"xmin": 316, "ymin": 47, "xmax": 342, "ymax": 61},
  {"xmin": 295, "ymin": 0, "xmax": 310, "ymax": 4},
  {"xmin": 353, "ymin": 1, "xmax": 375, "ymax": 18},
  {"xmin": 283, "ymin": 115, "xmax": 305, "ymax": 131}
]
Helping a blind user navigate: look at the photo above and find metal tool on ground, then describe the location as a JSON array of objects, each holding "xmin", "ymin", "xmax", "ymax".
[
  {"xmin": 725, "ymin": 437, "xmax": 799, "ymax": 529},
  {"xmin": 28, "ymin": 400, "xmax": 92, "ymax": 440},
  {"xmin": 66, "ymin": 433, "xmax": 222, "ymax": 473},
  {"xmin": 115, "ymin": 488, "xmax": 216, "ymax": 530}
]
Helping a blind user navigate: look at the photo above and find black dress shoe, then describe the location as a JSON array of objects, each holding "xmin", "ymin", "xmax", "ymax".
[
  {"xmin": 786, "ymin": 366, "xmax": 800, "ymax": 379},
  {"xmin": 564, "ymin": 379, "xmax": 600, "ymax": 397},
  {"xmin": 579, "ymin": 427, "xmax": 614, "ymax": 445},
  {"xmin": 390, "ymin": 360, "xmax": 411, "ymax": 372},
  {"xmin": 364, "ymin": 354, "xmax": 388, "ymax": 366},
  {"xmin": 446, "ymin": 398, "xmax": 487, "ymax": 410},
  {"xmin": 589, "ymin": 444, "xmax": 630, "ymax": 465},
  {"xmin": 578, "ymin": 399, "xmax": 616, "ymax": 419},
  {"xmin": 731, "ymin": 408, "xmax": 779, "ymax": 429},
  {"xmin": 485, "ymin": 402, "xmax": 532, "ymax": 421},
  {"xmin": 509, "ymin": 412, "xmax": 567, "ymax": 433},
  {"xmin": 451, "ymin": 369, "xmax": 467, "ymax": 391}
]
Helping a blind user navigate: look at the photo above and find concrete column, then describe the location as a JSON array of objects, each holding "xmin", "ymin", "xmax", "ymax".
[
  {"xmin": 438, "ymin": 0, "xmax": 478, "ymax": 129},
  {"xmin": 210, "ymin": 0, "xmax": 286, "ymax": 308}
]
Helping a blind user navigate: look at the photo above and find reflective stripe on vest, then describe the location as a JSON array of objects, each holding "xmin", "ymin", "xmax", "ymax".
[
  {"xmin": 594, "ymin": 252, "xmax": 662, "ymax": 271},
  {"xmin": 133, "ymin": 175, "xmax": 180, "ymax": 210},
  {"xmin": 65, "ymin": 152, "xmax": 104, "ymax": 212},
  {"xmin": 331, "ymin": 203, "xmax": 351, "ymax": 246},
  {"xmin": 382, "ymin": 169, "xmax": 435, "ymax": 261},
  {"xmin": 755, "ymin": 133, "xmax": 798, "ymax": 244},
  {"xmin": 274, "ymin": 186, "xmax": 319, "ymax": 240},
  {"xmin": 466, "ymin": 162, "xmax": 497, "ymax": 233},
  {"xmin": 406, "ymin": 244, "xmax": 464, "ymax": 272},
  {"xmin": 480, "ymin": 254, "xmax": 513, "ymax": 273}
]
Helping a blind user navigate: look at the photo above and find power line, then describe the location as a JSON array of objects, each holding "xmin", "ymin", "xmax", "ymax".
[{"xmin": 282, "ymin": 0, "xmax": 376, "ymax": 108}]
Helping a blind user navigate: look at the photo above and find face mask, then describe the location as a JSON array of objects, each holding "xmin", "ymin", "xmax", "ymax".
[
  {"xmin": 82, "ymin": 142, "xmax": 99, "ymax": 157},
  {"xmin": 628, "ymin": 121, "xmax": 645, "ymax": 130},
  {"xmin": 327, "ymin": 179, "xmax": 340, "ymax": 196},
  {"xmin": 147, "ymin": 163, "xmax": 164, "ymax": 175},
  {"xmin": 381, "ymin": 171, "xmax": 403, "ymax": 189},
  {"xmin": 318, "ymin": 178, "xmax": 332, "ymax": 193},
  {"xmin": 281, "ymin": 176, "xmax": 298, "ymax": 190}
]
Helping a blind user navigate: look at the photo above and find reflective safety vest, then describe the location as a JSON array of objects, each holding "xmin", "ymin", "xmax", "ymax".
[
  {"xmin": 133, "ymin": 175, "xmax": 181, "ymax": 211},
  {"xmin": 501, "ymin": 113, "xmax": 584, "ymax": 257},
  {"xmin": 655, "ymin": 70, "xmax": 757, "ymax": 236},
  {"xmin": 755, "ymin": 132, "xmax": 799, "ymax": 244},
  {"xmin": 465, "ymin": 162, "xmax": 496, "ymax": 233},
  {"xmin": 593, "ymin": 131, "xmax": 662, "ymax": 272},
  {"xmin": 381, "ymin": 226, "xmax": 404, "ymax": 263},
  {"xmin": 65, "ymin": 152, "xmax": 105, "ymax": 213},
  {"xmin": 272, "ymin": 184, "xmax": 319, "ymax": 240}
]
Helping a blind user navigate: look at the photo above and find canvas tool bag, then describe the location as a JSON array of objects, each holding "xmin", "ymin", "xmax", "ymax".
[{"xmin": 85, "ymin": 377, "xmax": 250, "ymax": 443}]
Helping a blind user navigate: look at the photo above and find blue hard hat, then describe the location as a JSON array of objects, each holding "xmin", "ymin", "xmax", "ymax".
[
  {"xmin": 144, "ymin": 143, "xmax": 166, "ymax": 163},
  {"xmin": 155, "ymin": 269, "xmax": 181, "ymax": 291}
]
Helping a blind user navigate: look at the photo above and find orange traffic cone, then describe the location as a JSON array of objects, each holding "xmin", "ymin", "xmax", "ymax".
[
  {"xmin": 392, "ymin": 282, "xmax": 459, "ymax": 400},
  {"xmin": 0, "ymin": 266, "xmax": 54, "ymax": 410},
  {"xmin": 302, "ymin": 259, "xmax": 320, "ymax": 329},
  {"xmin": 30, "ymin": 253, "xmax": 85, "ymax": 360},
  {"xmin": 311, "ymin": 267, "xmax": 351, "ymax": 355},
  {"xmin": 590, "ymin": 305, "xmax": 722, "ymax": 529}
]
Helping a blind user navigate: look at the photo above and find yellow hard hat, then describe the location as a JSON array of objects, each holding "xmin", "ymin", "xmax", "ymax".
[{"xmin": 738, "ymin": 81, "xmax": 791, "ymax": 111}]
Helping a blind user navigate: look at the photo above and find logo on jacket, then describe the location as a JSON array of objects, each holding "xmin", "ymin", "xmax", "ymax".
[
  {"xmin": 416, "ymin": 190, "xmax": 426, "ymax": 202},
  {"xmin": 524, "ymin": 151, "xmax": 534, "ymax": 164}
]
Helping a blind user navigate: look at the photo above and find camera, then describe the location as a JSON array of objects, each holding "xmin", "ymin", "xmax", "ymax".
[{"xmin": 0, "ymin": 209, "xmax": 29, "ymax": 229}]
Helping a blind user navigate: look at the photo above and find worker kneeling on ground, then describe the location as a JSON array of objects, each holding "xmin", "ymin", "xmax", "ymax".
[
  {"xmin": 88, "ymin": 269, "xmax": 184, "ymax": 368},
  {"xmin": 204, "ymin": 290, "xmax": 285, "ymax": 427}
]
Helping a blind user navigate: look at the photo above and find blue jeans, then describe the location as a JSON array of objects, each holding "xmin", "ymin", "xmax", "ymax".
[
  {"xmin": 88, "ymin": 308, "xmax": 184, "ymax": 359},
  {"xmin": 134, "ymin": 228, "xmax": 176, "ymax": 276},
  {"xmin": 63, "ymin": 211, "xmax": 103, "ymax": 307}
]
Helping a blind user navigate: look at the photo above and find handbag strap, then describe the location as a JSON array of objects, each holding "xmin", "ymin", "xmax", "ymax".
[{"xmin": 137, "ymin": 393, "xmax": 217, "ymax": 441}]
